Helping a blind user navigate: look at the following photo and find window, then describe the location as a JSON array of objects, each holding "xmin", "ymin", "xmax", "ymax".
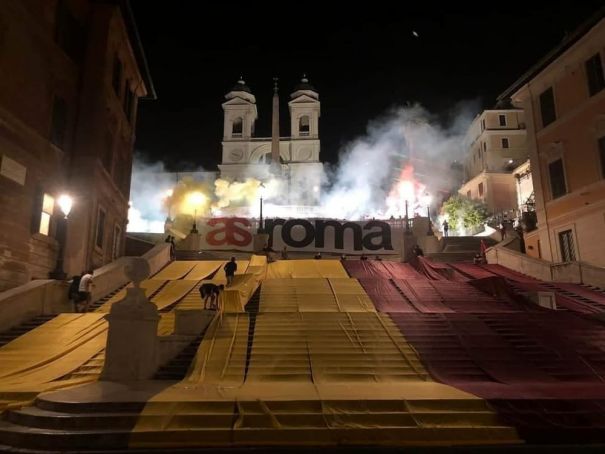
[
  {"xmin": 481, "ymin": 119, "xmax": 485, "ymax": 131},
  {"xmin": 112, "ymin": 54, "xmax": 122, "ymax": 97},
  {"xmin": 466, "ymin": 190, "xmax": 471, "ymax": 198},
  {"xmin": 483, "ymin": 141, "xmax": 486, "ymax": 152},
  {"xmin": 599, "ymin": 136, "xmax": 605, "ymax": 178},
  {"xmin": 39, "ymin": 194, "xmax": 54, "ymax": 236},
  {"xmin": 548, "ymin": 158, "xmax": 567, "ymax": 199},
  {"xmin": 232, "ymin": 117, "xmax": 243, "ymax": 136},
  {"xmin": 558, "ymin": 229, "xmax": 576, "ymax": 262},
  {"xmin": 54, "ymin": 0, "xmax": 85, "ymax": 62},
  {"xmin": 96, "ymin": 208, "xmax": 106, "ymax": 249},
  {"xmin": 50, "ymin": 96, "xmax": 67, "ymax": 148},
  {"xmin": 299, "ymin": 115, "xmax": 310, "ymax": 135},
  {"xmin": 123, "ymin": 80, "xmax": 134, "ymax": 121},
  {"xmin": 478, "ymin": 182, "xmax": 484, "ymax": 197},
  {"xmin": 112, "ymin": 224, "xmax": 121, "ymax": 260},
  {"xmin": 539, "ymin": 87, "xmax": 556, "ymax": 127},
  {"xmin": 501, "ymin": 137, "xmax": 509, "ymax": 148},
  {"xmin": 586, "ymin": 53, "xmax": 605, "ymax": 96},
  {"xmin": 499, "ymin": 114, "xmax": 506, "ymax": 126}
]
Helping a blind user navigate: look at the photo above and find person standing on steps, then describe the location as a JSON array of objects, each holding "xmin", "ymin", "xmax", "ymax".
[
  {"xmin": 77, "ymin": 269, "xmax": 94, "ymax": 313},
  {"xmin": 68, "ymin": 274, "xmax": 82, "ymax": 312},
  {"xmin": 224, "ymin": 257, "xmax": 237, "ymax": 286},
  {"xmin": 500, "ymin": 223, "xmax": 507, "ymax": 241},
  {"xmin": 442, "ymin": 220, "xmax": 449, "ymax": 237}
]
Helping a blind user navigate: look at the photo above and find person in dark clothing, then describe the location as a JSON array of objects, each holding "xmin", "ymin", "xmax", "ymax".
[
  {"xmin": 165, "ymin": 235, "xmax": 176, "ymax": 260},
  {"xmin": 360, "ymin": 254, "xmax": 368, "ymax": 261},
  {"xmin": 374, "ymin": 255, "xmax": 382, "ymax": 261},
  {"xmin": 199, "ymin": 283, "xmax": 224, "ymax": 310},
  {"xmin": 500, "ymin": 224, "xmax": 507, "ymax": 241},
  {"xmin": 442, "ymin": 220, "xmax": 449, "ymax": 237},
  {"xmin": 169, "ymin": 236, "xmax": 176, "ymax": 260},
  {"xmin": 314, "ymin": 252, "xmax": 322, "ymax": 259},
  {"xmin": 412, "ymin": 245, "xmax": 424, "ymax": 257},
  {"xmin": 224, "ymin": 257, "xmax": 237, "ymax": 286},
  {"xmin": 68, "ymin": 275, "xmax": 82, "ymax": 312}
]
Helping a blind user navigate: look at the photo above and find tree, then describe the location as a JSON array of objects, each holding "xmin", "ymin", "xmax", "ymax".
[{"xmin": 441, "ymin": 195, "xmax": 488, "ymax": 233}]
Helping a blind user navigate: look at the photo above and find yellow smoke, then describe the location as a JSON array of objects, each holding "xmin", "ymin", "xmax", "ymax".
[
  {"xmin": 163, "ymin": 176, "xmax": 281, "ymax": 234},
  {"xmin": 212, "ymin": 178, "xmax": 263, "ymax": 210}
]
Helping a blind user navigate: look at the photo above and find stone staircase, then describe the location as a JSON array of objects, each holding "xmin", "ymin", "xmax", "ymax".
[
  {"xmin": 153, "ymin": 333, "xmax": 206, "ymax": 381},
  {"xmin": 0, "ymin": 396, "xmax": 145, "ymax": 451},
  {"xmin": 428, "ymin": 237, "xmax": 497, "ymax": 263},
  {"xmin": 0, "ymin": 315, "xmax": 56, "ymax": 348},
  {"xmin": 88, "ymin": 284, "xmax": 128, "ymax": 312}
]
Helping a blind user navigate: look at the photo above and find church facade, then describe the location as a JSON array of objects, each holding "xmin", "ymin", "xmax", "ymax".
[{"xmin": 218, "ymin": 77, "xmax": 324, "ymax": 207}]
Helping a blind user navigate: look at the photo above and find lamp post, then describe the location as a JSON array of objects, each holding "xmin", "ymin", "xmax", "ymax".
[
  {"xmin": 49, "ymin": 194, "xmax": 73, "ymax": 280},
  {"xmin": 164, "ymin": 189, "xmax": 174, "ymax": 233},
  {"xmin": 421, "ymin": 192, "xmax": 433, "ymax": 236},
  {"xmin": 404, "ymin": 199, "xmax": 410, "ymax": 233},
  {"xmin": 188, "ymin": 191, "xmax": 205, "ymax": 234},
  {"xmin": 165, "ymin": 189, "xmax": 173, "ymax": 222},
  {"xmin": 258, "ymin": 182, "xmax": 266, "ymax": 233}
]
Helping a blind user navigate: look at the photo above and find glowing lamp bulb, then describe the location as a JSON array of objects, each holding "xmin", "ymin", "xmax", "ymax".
[
  {"xmin": 57, "ymin": 194, "xmax": 73, "ymax": 217},
  {"xmin": 189, "ymin": 191, "xmax": 205, "ymax": 205},
  {"xmin": 165, "ymin": 189, "xmax": 173, "ymax": 197}
]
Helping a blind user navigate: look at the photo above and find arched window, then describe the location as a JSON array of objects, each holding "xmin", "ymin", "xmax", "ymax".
[
  {"xmin": 299, "ymin": 115, "xmax": 310, "ymax": 136},
  {"xmin": 232, "ymin": 117, "xmax": 243, "ymax": 136}
]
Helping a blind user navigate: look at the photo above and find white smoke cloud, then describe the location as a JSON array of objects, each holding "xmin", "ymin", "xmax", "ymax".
[{"xmin": 319, "ymin": 102, "xmax": 477, "ymax": 219}]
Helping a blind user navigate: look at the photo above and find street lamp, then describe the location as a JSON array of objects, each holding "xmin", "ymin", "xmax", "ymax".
[
  {"xmin": 404, "ymin": 199, "xmax": 410, "ymax": 233},
  {"xmin": 188, "ymin": 191, "xmax": 205, "ymax": 234},
  {"xmin": 421, "ymin": 192, "xmax": 433, "ymax": 235},
  {"xmin": 259, "ymin": 182, "xmax": 266, "ymax": 233},
  {"xmin": 49, "ymin": 194, "xmax": 73, "ymax": 280}
]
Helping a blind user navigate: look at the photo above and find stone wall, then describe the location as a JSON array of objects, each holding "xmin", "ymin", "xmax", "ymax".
[{"xmin": 487, "ymin": 245, "xmax": 605, "ymax": 288}]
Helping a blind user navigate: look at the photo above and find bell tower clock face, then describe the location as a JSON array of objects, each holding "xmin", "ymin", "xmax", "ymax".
[
  {"xmin": 229, "ymin": 149, "xmax": 244, "ymax": 162},
  {"xmin": 299, "ymin": 148, "xmax": 312, "ymax": 161}
]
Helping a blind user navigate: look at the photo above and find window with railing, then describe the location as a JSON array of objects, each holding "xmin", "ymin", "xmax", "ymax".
[{"xmin": 558, "ymin": 229, "xmax": 575, "ymax": 262}]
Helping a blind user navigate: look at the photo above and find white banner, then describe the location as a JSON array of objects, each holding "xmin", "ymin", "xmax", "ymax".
[{"xmin": 186, "ymin": 217, "xmax": 404, "ymax": 254}]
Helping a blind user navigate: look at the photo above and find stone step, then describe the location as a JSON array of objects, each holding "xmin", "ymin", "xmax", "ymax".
[
  {"xmin": 0, "ymin": 421, "xmax": 132, "ymax": 451},
  {"xmin": 426, "ymin": 252, "xmax": 476, "ymax": 263}
]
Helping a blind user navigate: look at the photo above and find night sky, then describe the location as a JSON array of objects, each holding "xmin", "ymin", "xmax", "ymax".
[{"xmin": 131, "ymin": 2, "xmax": 603, "ymax": 171}]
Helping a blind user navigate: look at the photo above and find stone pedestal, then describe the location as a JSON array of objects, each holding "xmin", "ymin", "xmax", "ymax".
[
  {"xmin": 253, "ymin": 233, "xmax": 270, "ymax": 253},
  {"xmin": 401, "ymin": 233, "xmax": 418, "ymax": 263},
  {"xmin": 101, "ymin": 258, "xmax": 160, "ymax": 381},
  {"xmin": 178, "ymin": 232, "xmax": 201, "ymax": 251}
]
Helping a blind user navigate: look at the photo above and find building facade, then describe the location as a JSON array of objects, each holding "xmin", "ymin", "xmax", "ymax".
[
  {"xmin": 500, "ymin": 11, "xmax": 605, "ymax": 266},
  {"xmin": 459, "ymin": 109, "xmax": 528, "ymax": 216},
  {"xmin": 218, "ymin": 77, "xmax": 324, "ymax": 207},
  {"xmin": 0, "ymin": 0, "xmax": 154, "ymax": 291}
]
